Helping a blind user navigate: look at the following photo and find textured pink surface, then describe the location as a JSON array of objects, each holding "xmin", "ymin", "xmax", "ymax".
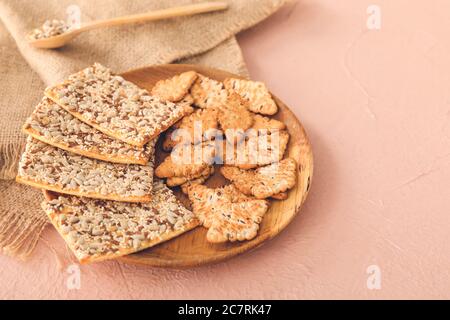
[{"xmin": 3, "ymin": 0, "xmax": 450, "ymax": 299}]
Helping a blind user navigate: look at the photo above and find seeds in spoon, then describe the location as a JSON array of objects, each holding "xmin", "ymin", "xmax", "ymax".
[{"xmin": 29, "ymin": 19, "xmax": 71, "ymax": 40}]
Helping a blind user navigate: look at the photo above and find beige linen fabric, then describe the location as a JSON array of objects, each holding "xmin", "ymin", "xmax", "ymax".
[{"xmin": 0, "ymin": 0, "xmax": 287, "ymax": 259}]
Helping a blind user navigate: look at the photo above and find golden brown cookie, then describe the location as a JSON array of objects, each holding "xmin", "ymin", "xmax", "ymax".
[
  {"xmin": 151, "ymin": 71, "xmax": 198, "ymax": 102},
  {"xmin": 217, "ymin": 92, "xmax": 254, "ymax": 143},
  {"xmin": 155, "ymin": 142, "xmax": 216, "ymax": 178},
  {"xmin": 187, "ymin": 184, "xmax": 269, "ymax": 243},
  {"xmin": 190, "ymin": 74, "xmax": 228, "ymax": 109},
  {"xmin": 220, "ymin": 158, "xmax": 297, "ymax": 199},
  {"xmin": 221, "ymin": 130, "xmax": 290, "ymax": 169},
  {"xmin": 271, "ymin": 192, "xmax": 288, "ymax": 200},
  {"xmin": 166, "ymin": 166, "xmax": 214, "ymax": 187},
  {"xmin": 250, "ymin": 114, "xmax": 286, "ymax": 133},
  {"xmin": 162, "ymin": 107, "xmax": 220, "ymax": 151},
  {"xmin": 224, "ymin": 78, "xmax": 278, "ymax": 115},
  {"xmin": 206, "ymin": 200, "xmax": 269, "ymax": 243}
]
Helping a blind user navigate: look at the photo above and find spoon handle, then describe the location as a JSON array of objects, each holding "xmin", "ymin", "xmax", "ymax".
[{"xmin": 82, "ymin": 2, "xmax": 228, "ymax": 31}]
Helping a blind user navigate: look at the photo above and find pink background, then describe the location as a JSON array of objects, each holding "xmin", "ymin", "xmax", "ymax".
[{"xmin": 2, "ymin": 0, "xmax": 450, "ymax": 299}]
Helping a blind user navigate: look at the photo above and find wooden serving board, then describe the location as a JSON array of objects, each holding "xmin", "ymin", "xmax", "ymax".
[{"xmin": 117, "ymin": 64, "xmax": 313, "ymax": 268}]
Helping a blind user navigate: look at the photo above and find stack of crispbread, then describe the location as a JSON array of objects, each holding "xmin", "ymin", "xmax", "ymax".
[{"xmin": 16, "ymin": 63, "xmax": 198, "ymax": 263}]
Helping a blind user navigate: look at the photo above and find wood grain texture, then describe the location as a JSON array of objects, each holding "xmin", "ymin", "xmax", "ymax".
[{"xmin": 117, "ymin": 64, "xmax": 314, "ymax": 268}]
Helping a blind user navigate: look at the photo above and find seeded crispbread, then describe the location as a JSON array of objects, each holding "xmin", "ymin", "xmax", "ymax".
[
  {"xmin": 162, "ymin": 107, "xmax": 220, "ymax": 151},
  {"xmin": 218, "ymin": 92, "xmax": 254, "ymax": 143},
  {"xmin": 224, "ymin": 78, "xmax": 278, "ymax": 115},
  {"xmin": 23, "ymin": 97, "xmax": 155, "ymax": 165},
  {"xmin": 151, "ymin": 71, "xmax": 198, "ymax": 102},
  {"xmin": 42, "ymin": 179, "xmax": 199, "ymax": 264},
  {"xmin": 45, "ymin": 63, "xmax": 190, "ymax": 147},
  {"xmin": 187, "ymin": 184, "xmax": 269, "ymax": 243},
  {"xmin": 155, "ymin": 141, "xmax": 216, "ymax": 178},
  {"xmin": 190, "ymin": 74, "xmax": 228, "ymax": 109},
  {"xmin": 16, "ymin": 137, "xmax": 154, "ymax": 202},
  {"xmin": 220, "ymin": 158, "xmax": 297, "ymax": 199}
]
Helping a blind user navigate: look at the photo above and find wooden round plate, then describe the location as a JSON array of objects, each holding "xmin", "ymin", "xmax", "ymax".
[{"xmin": 118, "ymin": 64, "xmax": 313, "ymax": 268}]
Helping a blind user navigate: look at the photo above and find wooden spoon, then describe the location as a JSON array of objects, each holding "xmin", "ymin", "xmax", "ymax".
[{"xmin": 28, "ymin": 2, "xmax": 228, "ymax": 49}]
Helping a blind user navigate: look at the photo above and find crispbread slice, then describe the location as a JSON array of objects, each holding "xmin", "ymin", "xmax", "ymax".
[
  {"xmin": 224, "ymin": 78, "xmax": 278, "ymax": 115},
  {"xmin": 190, "ymin": 74, "xmax": 228, "ymax": 109},
  {"xmin": 220, "ymin": 158, "xmax": 297, "ymax": 199},
  {"xmin": 151, "ymin": 71, "xmax": 198, "ymax": 102},
  {"xmin": 187, "ymin": 184, "xmax": 269, "ymax": 243},
  {"xmin": 17, "ymin": 137, "xmax": 154, "ymax": 202},
  {"xmin": 42, "ymin": 180, "xmax": 199, "ymax": 263},
  {"xmin": 45, "ymin": 63, "xmax": 190, "ymax": 147},
  {"xmin": 162, "ymin": 107, "xmax": 220, "ymax": 151},
  {"xmin": 23, "ymin": 97, "xmax": 154, "ymax": 165}
]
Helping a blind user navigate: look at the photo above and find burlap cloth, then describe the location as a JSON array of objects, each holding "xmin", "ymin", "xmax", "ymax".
[{"xmin": 0, "ymin": 0, "xmax": 287, "ymax": 259}]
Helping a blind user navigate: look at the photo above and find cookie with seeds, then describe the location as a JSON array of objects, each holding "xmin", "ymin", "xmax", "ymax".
[
  {"xmin": 178, "ymin": 94, "xmax": 195, "ymax": 108},
  {"xmin": 162, "ymin": 107, "xmax": 220, "ymax": 151},
  {"xmin": 155, "ymin": 141, "xmax": 216, "ymax": 178},
  {"xmin": 180, "ymin": 175, "xmax": 209, "ymax": 194},
  {"xmin": 16, "ymin": 137, "xmax": 154, "ymax": 202},
  {"xmin": 45, "ymin": 63, "xmax": 190, "ymax": 147},
  {"xmin": 166, "ymin": 166, "xmax": 214, "ymax": 187},
  {"xmin": 23, "ymin": 97, "xmax": 154, "ymax": 165},
  {"xmin": 187, "ymin": 184, "xmax": 242, "ymax": 227},
  {"xmin": 187, "ymin": 184, "xmax": 269, "ymax": 243},
  {"xmin": 151, "ymin": 71, "xmax": 198, "ymax": 102},
  {"xmin": 271, "ymin": 192, "xmax": 288, "ymax": 200},
  {"xmin": 207, "ymin": 200, "xmax": 269, "ymax": 243},
  {"xmin": 224, "ymin": 78, "xmax": 278, "ymax": 115},
  {"xmin": 218, "ymin": 92, "xmax": 254, "ymax": 143},
  {"xmin": 190, "ymin": 74, "xmax": 228, "ymax": 109},
  {"xmin": 250, "ymin": 114, "xmax": 286, "ymax": 133},
  {"xmin": 220, "ymin": 158, "xmax": 297, "ymax": 199},
  {"xmin": 42, "ymin": 179, "xmax": 199, "ymax": 264},
  {"xmin": 221, "ymin": 130, "xmax": 290, "ymax": 169}
]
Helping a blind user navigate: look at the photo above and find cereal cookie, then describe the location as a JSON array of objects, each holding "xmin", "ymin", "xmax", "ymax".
[
  {"xmin": 162, "ymin": 107, "xmax": 220, "ymax": 151},
  {"xmin": 187, "ymin": 184, "xmax": 269, "ymax": 243},
  {"xmin": 155, "ymin": 142, "xmax": 216, "ymax": 178},
  {"xmin": 190, "ymin": 74, "xmax": 228, "ymax": 109},
  {"xmin": 218, "ymin": 92, "xmax": 254, "ymax": 143},
  {"xmin": 224, "ymin": 130, "xmax": 290, "ymax": 169},
  {"xmin": 220, "ymin": 158, "xmax": 297, "ymax": 199},
  {"xmin": 151, "ymin": 71, "xmax": 198, "ymax": 102},
  {"xmin": 224, "ymin": 78, "xmax": 278, "ymax": 115}
]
